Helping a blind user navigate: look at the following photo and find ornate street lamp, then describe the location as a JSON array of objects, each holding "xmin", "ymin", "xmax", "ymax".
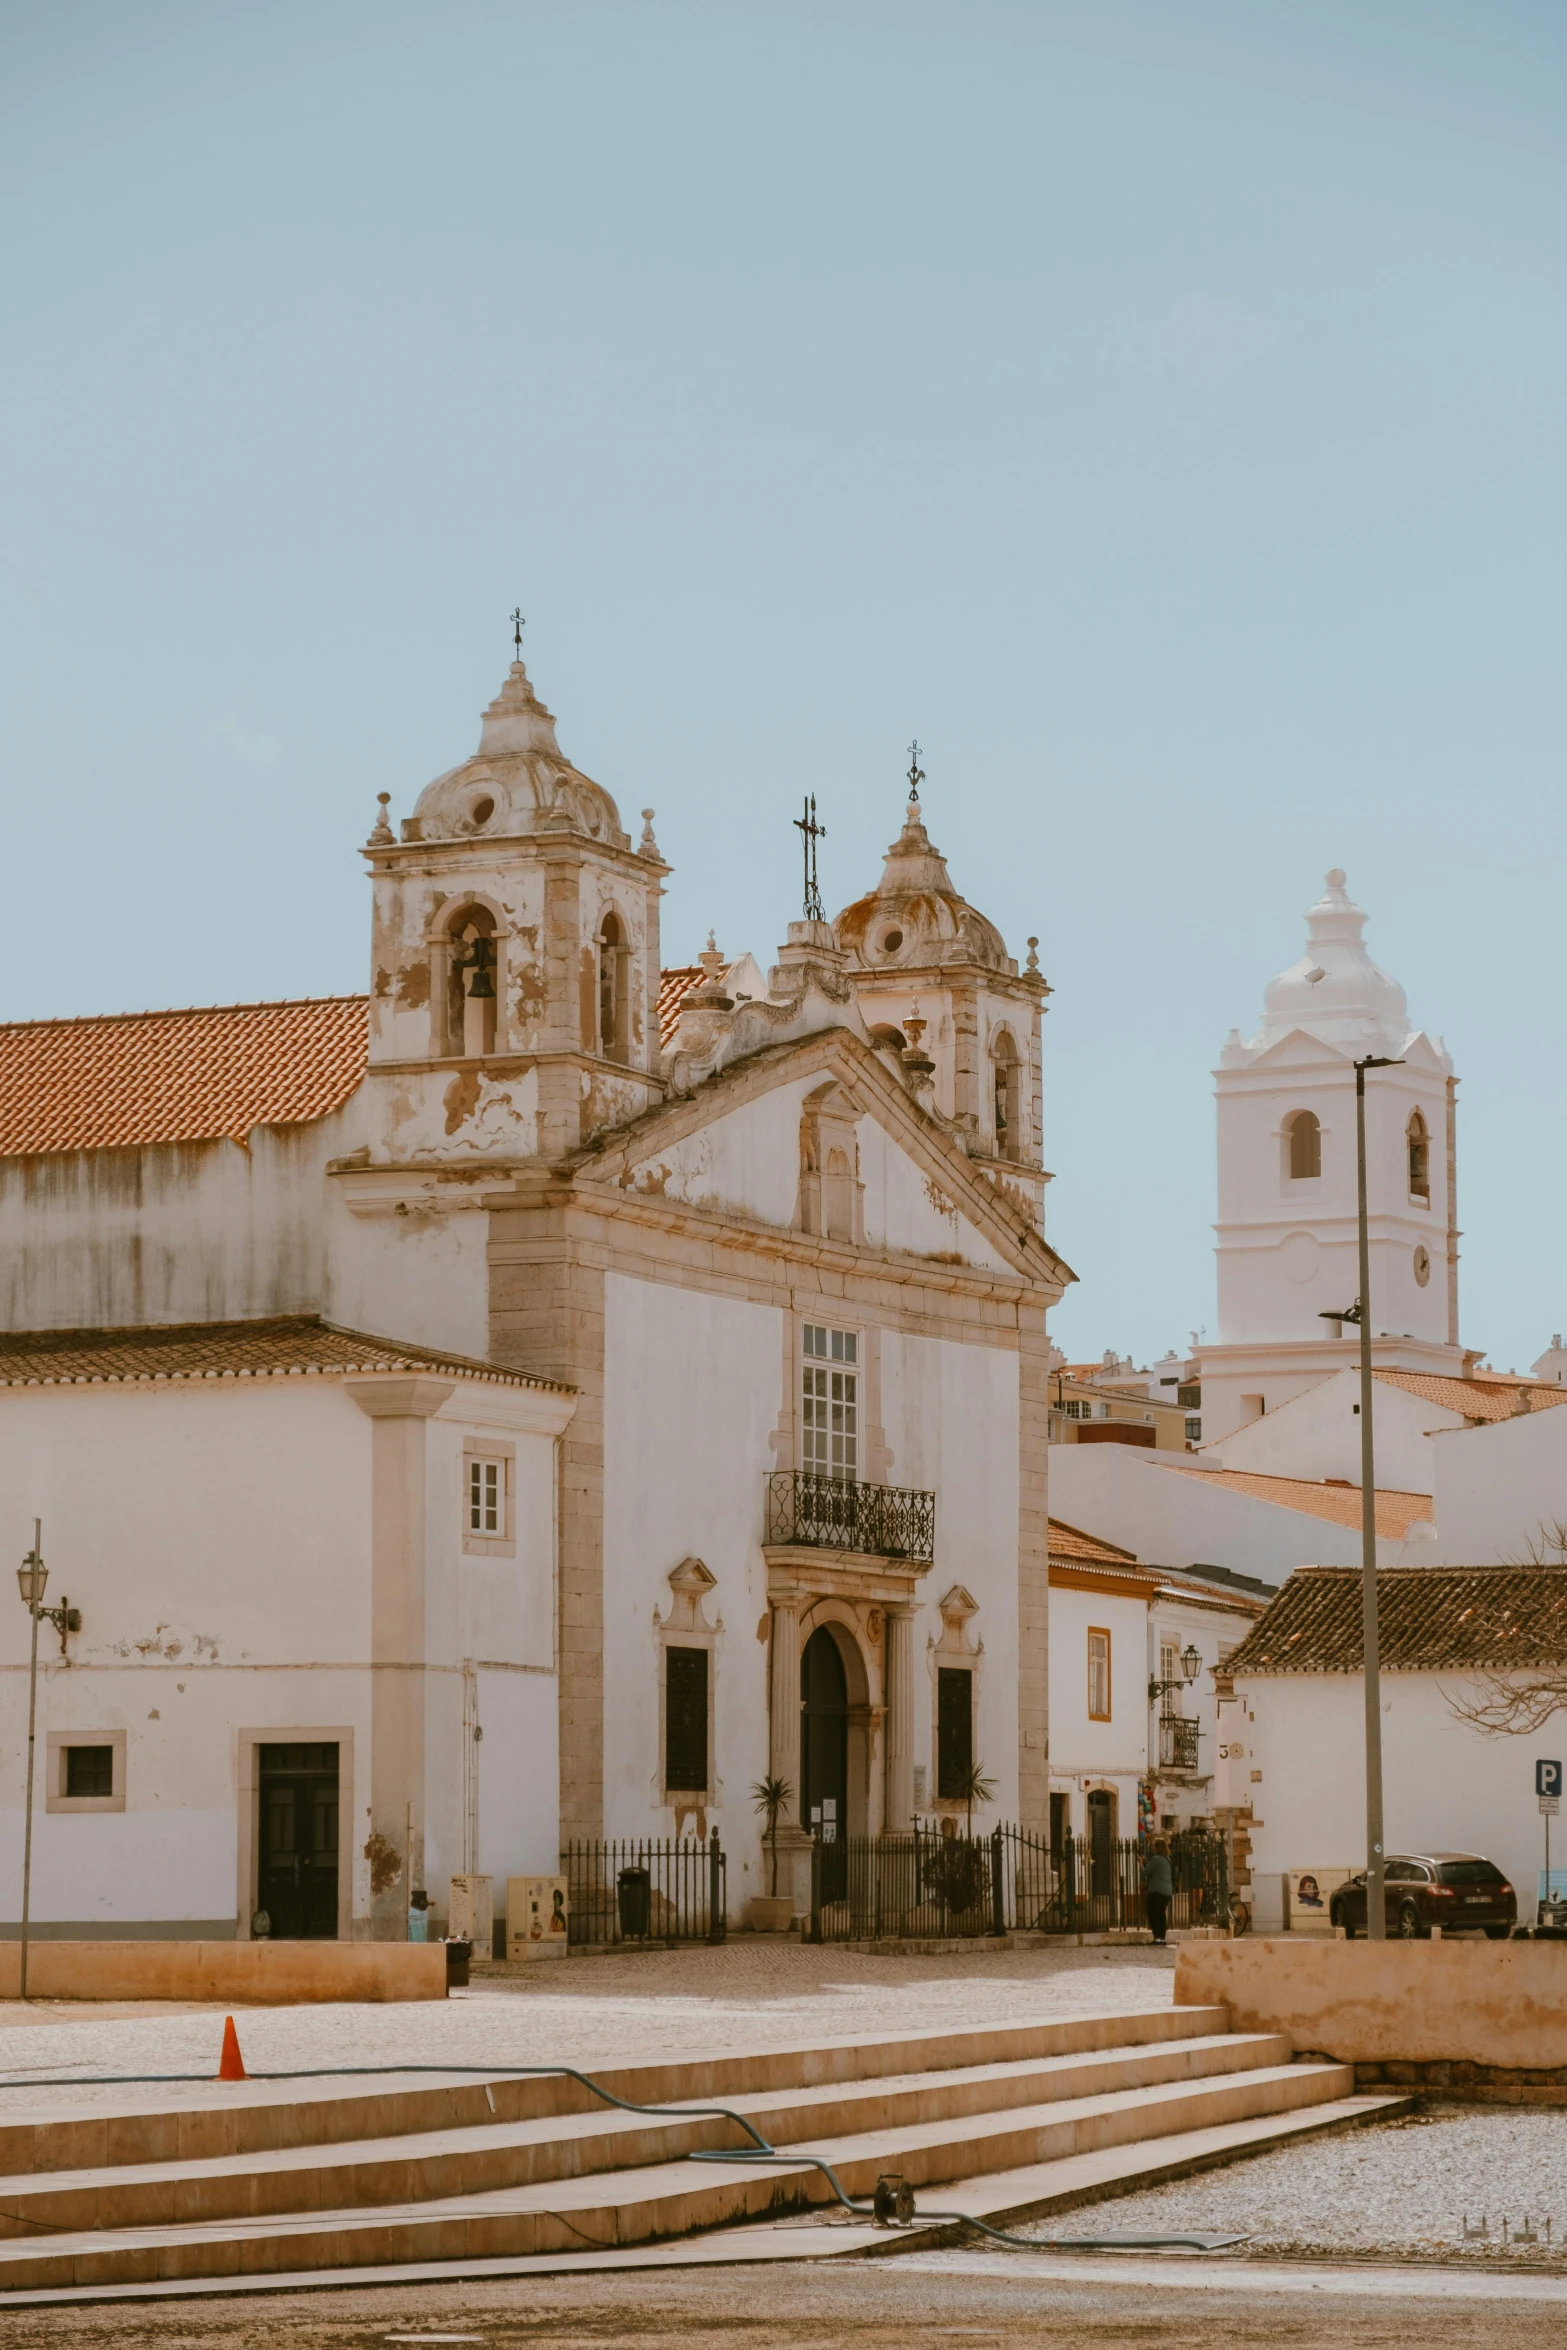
[{"xmin": 15, "ymin": 1523, "xmax": 82, "ymax": 2001}]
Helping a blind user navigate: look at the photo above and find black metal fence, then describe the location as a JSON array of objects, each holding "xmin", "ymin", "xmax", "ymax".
[
  {"xmin": 765, "ymin": 1470, "xmax": 936, "ymax": 1561},
  {"xmin": 559, "ymin": 1831, "xmax": 727, "ymax": 1947},
  {"xmin": 809, "ymin": 1824, "xmax": 1228, "ymax": 1942}
]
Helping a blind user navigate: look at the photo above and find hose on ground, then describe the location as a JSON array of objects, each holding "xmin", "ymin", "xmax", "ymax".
[{"xmin": 0, "ymin": 2058, "xmax": 1244, "ymax": 2252}]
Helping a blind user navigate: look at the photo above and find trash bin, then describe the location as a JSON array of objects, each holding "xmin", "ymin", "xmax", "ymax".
[
  {"xmin": 617, "ymin": 1865, "xmax": 652, "ymax": 1939},
  {"xmin": 444, "ymin": 1937, "xmax": 472, "ymax": 1988}
]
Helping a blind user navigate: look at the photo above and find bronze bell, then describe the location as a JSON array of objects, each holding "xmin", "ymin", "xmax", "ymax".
[{"xmin": 465, "ymin": 938, "xmax": 496, "ymax": 999}]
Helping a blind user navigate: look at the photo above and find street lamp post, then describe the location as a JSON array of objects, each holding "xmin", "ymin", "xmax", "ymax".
[
  {"xmin": 15, "ymin": 1522, "xmax": 81, "ymax": 2001},
  {"xmin": 1320, "ymin": 1054, "xmax": 1403, "ymax": 1943}
]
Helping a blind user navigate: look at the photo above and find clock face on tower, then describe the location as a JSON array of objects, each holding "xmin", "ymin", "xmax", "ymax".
[{"xmin": 1413, "ymin": 1245, "xmax": 1431, "ymax": 1288}]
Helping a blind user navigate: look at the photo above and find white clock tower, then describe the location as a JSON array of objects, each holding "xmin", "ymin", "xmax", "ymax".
[{"xmin": 1199, "ymin": 869, "xmax": 1467, "ymax": 1446}]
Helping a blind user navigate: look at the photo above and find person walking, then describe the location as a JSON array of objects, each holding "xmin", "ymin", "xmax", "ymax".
[{"xmin": 1142, "ymin": 1835, "xmax": 1174, "ymax": 1946}]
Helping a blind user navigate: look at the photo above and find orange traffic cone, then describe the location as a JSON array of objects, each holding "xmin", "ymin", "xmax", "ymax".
[{"xmin": 216, "ymin": 2015, "xmax": 247, "ymax": 2081}]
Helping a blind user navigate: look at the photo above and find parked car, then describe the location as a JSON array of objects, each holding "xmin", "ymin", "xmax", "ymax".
[{"xmin": 1328, "ymin": 1852, "xmax": 1516, "ymax": 1940}]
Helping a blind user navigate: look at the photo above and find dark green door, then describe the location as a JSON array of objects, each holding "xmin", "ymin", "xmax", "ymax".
[
  {"xmin": 258, "ymin": 1743, "xmax": 340, "ymax": 1939},
  {"xmin": 801, "ymin": 1628, "xmax": 849, "ymax": 1900}
]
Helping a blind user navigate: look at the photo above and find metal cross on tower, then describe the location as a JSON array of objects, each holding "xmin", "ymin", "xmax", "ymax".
[
  {"xmin": 906, "ymin": 740, "xmax": 925, "ymax": 800},
  {"xmin": 795, "ymin": 794, "xmax": 827, "ymax": 922},
  {"xmin": 510, "ymin": 608, "xmax": 525, "ymax": 658}
]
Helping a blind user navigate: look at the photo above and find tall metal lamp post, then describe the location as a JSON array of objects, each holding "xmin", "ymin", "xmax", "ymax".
[
  {"xmin": 1320, "ymin": 1054, "xmax": 1403, "ymax": 1942},
  {"xmin": 15, "ymin": 1523, "xmax": 81, "ymax": 2000}
]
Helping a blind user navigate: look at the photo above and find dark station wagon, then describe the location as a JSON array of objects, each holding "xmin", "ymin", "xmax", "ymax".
[{"xmin": 1329, "ymin": 1851, "xmax": 1517, "ymax": 1940}]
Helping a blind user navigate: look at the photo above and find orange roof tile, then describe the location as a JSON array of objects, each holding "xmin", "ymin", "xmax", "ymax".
[
  {"xmin": 1151, "ymin": 1458, "xmax": 1433, "ymax": 1538},
  {"xmin": 1047, "ymin": 1516, "xmax": 1139, "ymax": 1565},
  {"xmin": 1227, "ymin": 1564, "xmax": 1567, "ymax": 1675},
  {"xmin": 0, "ymin": 1315, "xmax": 570, "ymax": 1392},
  {"xmin": 657, "ymin": 965, "xmax": 702, "ymax": 1050},
  {"xmin": 1373, "ymin": 1368, "xmax": 1567, "ymax": 1423},
  {"xmin": 0, "ymin": 997, "xmax": 369, "ymax": 1156}
]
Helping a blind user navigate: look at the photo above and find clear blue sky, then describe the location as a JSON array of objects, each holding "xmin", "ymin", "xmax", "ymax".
[{"xmin": 3, "ymin": 3, "xmax": 1563, "ymax": 1371}]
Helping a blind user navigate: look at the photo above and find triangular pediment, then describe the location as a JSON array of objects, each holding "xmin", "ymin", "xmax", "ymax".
[
  {"xmin": 1242, "ymin": 1027, "xmax": 1353, "ymax": 1073},
  {"xmin": 574, "ymin": 1029, "xmax": 1069, "ymax": 1291}
]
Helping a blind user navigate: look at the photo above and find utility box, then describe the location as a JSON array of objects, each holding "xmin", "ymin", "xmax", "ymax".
[
  {"xmin": 507, "ymin": 1874, "xmax": 570, "ymax": 1960},
  {"xmin": 448, "ymin": 1874, "xmax": 493, "ymax": 1960}
]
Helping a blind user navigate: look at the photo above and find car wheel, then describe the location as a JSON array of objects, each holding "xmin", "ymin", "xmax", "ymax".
[{"xmin": 1398, "ymin": 1900, "xmax": 1425, "ymax": 1940}]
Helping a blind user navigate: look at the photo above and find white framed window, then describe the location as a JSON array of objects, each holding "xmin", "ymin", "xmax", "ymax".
[
  {"xmin": 462, "ymin": 1441, "xmax": 515, "ymax": 1557},
  {"xmin": 47, "ymin": 1728, "xmax": 126, "ymax": 1814},
  {"xmin": 1087, "ymin": 1627, "xmax": 1112, "ymax": 1722},
  {"xmin": 802, "ymin": 1324, "xmax": 858, "ymax": 1482}
]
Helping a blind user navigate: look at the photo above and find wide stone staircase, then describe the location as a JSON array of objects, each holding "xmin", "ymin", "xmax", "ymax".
[{"xmin": 0, "ymin": 2004, "xmax": 1407, "ymax": 2301}]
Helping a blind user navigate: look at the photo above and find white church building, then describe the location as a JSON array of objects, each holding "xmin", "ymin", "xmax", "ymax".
[{"xmin": 0, "ymin": 652, "xmax": 1070, "ymax": 1942}]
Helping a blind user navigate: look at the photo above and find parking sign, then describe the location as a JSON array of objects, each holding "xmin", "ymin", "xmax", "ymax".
[{"xmin": 1537, "ymin": 1760, "xmax": 1563, "ymax": 1800}]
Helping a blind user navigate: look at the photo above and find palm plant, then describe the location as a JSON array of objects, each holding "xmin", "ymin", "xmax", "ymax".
[
  {"xmin": 954, "ymin": 1762, "xmax": 997, "ymax": 1836},
  {"xmin": 751, "ymin": 1774, "xmax": 793, "ymax": 1895}
]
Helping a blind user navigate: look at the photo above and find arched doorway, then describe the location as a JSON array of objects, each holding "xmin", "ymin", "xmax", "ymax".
[{"xmin": 801, "ymin": 1626, "xmax": 849, "ymax": 1896}]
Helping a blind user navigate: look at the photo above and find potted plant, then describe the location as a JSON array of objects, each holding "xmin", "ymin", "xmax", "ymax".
[{"xmin": 749, "ymin": 1774, "xmax": 795, "ymax": 1931}]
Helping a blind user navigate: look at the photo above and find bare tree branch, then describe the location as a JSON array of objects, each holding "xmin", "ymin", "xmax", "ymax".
[{"xmin": 1442, "ymin": 1522, "xmax": 1567, "ymax": 1737}]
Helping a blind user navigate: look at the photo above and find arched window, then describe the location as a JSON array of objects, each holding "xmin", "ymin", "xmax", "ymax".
[
  {"xmin": 1408, "ymin": 1109, "xmax": 1430, "ymax": 1201},
  {"xmin": 991, "ymin": 1029, "xmax": 1021, "ymax": 1162},
  {"xmin": 597, "ymin": 910, "xmax": 630, "ymax": 1063},
  {"xmin": 447, "ymin": 907, "xmax": 498, "ymax": 1058},
  {"xmin": 1286, "ymin": 1109, "xmax": 1321, "ymax": 1180}
]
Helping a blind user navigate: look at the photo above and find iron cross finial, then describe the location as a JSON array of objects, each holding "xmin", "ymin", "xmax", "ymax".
[
  {"xmin": 510, "ymin": 608, "xmax": 525, "ymax": 659},
  {"xmin": 794, "ymin": 794, "xmax": 827, "ymax": 922},
  {"xmin": 906, "ymin": 740, "xmax": 925, "ymax": 799}
]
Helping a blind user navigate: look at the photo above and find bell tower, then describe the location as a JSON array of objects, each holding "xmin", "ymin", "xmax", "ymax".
[
  {"xmin": 361, "ymin": 654, "xmax": 669, "ymax": 1166},
  {"xmin": 1200, "ymin": 869, "xmax": 1465, "ymax": 1446}
]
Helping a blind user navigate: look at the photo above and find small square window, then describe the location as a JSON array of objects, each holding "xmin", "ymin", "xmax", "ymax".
[
  {"xmin": 66, "ymin": 1745, "xmax": 114, "ymax": 1799},
  {"xmin": 47, "ymin": 1728, "xmax": 125, "ymax": 1813}
]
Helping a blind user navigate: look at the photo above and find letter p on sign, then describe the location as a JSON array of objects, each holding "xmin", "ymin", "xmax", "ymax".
[{"xmin": 1537, "ymin": 1759, "xmax": 1563, "ymax": 1800}]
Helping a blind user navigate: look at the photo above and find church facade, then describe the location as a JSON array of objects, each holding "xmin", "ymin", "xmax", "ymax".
[{"xmin": 0, "ymin": 655, "xmax": 1068, "ymax": 1939}]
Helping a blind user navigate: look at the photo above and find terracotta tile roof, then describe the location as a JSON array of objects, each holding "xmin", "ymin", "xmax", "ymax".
[
  {"xmin": 1047, "ymin": 1516, "xmax": 1139, "ymax": 1565},
  {"xmin": 657, "ymin": 966, "xmax": 702, "ymax": 1050},
  {"xmin": 1150, "ymin": 1459, "xmax": 1433, "ymax": 1539},
  {"xmin": 0, "ymin": 1316, "xmax": 570, "ymax": 1393},
  {"xmin": 1373, "ymin": 1368, "xmax": 1567, "ymax": 1423},
  {"xmin": 0, "ymin": 997, "xmax": 370, "ymax": 1156},
  {"xmin": 1225, "ymin": 1564, "xmax": 1567, "ymax": 1675}
]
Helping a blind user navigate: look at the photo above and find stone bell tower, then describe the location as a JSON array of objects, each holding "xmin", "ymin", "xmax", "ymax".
[
  {"xmin": 834, "ymin": 759, "xmax": 1050, "ymax": 1228},
  {"xmin": 361, "ymin": 654, "xmax": 669, "ymax": 1166}
]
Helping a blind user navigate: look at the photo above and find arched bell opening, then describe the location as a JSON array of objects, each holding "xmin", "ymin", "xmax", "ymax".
[
  {"xmin": 596, "ymin": 908, "xmax": 632, "ymax": 1064},
  {"xmin": 990, "ymin": 1027, "xmax": 1022, "ymax": 1162},
  {"xmin": 437, "ymin": 901, "xmax": 502, "ymax": 1058}
]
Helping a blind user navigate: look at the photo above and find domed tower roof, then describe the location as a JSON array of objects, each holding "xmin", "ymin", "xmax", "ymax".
[
  {"xmin": 407, "ymin": 659, "xmax": 628, "ymax": 849},
  {"xmin": 1251, "ymin": 868, "xmax": 1411, "ymax": 1057},
  {"xmin": 834, "ymin": 775, "xmax": 1009, "ymax": 976}
]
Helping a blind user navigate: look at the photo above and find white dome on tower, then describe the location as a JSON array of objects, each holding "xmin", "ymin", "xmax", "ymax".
[{"xmin": 1230, "ymin": 869, "xmax": 1421, "ymax": 1063}]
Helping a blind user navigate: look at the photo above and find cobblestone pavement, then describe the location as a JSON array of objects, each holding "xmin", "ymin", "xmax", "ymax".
[
  {"xmin": 1019, "ymin": 2102, "xmax": 1567, "ymax": 2266},
  {"xmin": 0, "ymin": 1941, "xmax": 1177, "ymax": 2107}
]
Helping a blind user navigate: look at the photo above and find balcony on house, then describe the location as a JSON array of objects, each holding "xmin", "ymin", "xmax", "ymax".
[
  {"xmin": 765, "ymin": 1471, "xmax": 936, "ymax": 1562},
  {"xmin": 1158, "ymin": 1714, "xmax": 1201, "ymax": 1772}
]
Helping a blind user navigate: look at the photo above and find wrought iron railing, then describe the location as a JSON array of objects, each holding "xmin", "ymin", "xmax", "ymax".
[
  {"xmin": 1158, "ymin": 1715, "xmax": 1201, "ymax": 1771},
  {"xmin": 765, "ymin": 1470, "xmax": 936, "ymax": 1561},
  {"xmin": 808, "ymin": 1824, "xmax": 1228, "ymax": 1942},
  {"xmin": 558, "ymin": 1831, "xmax": 727, "ymax": 1947}
]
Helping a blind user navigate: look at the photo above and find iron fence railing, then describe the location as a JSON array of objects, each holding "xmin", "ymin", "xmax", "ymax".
[
  {"xmin": 765, "ymin": 1470, "xmax": 936, "ymax": 1561},
  {"xmin": 1158, "ymin": 1715, "xmax": 1201, "ymax": 1771},
  {"xmin": 559, "ymin": 1831, "xmax": 727, "ymax": 1947},
  {"xmin": 809, "ymin": 1825, "xmax": 1228, "ymax": 1942}
]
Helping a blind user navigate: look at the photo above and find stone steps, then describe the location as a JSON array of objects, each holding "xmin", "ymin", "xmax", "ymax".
[
  {"xmin": 0, "ymin": 2053, "xmax": 1383, "ymax": 2291},
  {"xmin": 0, "ymin": 2030, "xmax": 1291, "ymax": 2238}
]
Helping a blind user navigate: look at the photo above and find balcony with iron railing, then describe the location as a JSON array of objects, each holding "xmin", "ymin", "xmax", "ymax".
[
  {"xmin": 1158, "ymin": 1714, "xmax": 1201, "ymax": 1772},
  {"xmin": 765, "ymin": 1471, "xmax": 936, "ymax": 1563}
]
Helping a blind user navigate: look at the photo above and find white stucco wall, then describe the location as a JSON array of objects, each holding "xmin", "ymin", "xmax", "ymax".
[
  {"xmin": 0, "ymin": 1378, "xmax": 563, "ymax": 1936},
  {"xmin": 859, "ymin": 1123, "xmax": 1012, "ymax": 1271},
  {"xmin": 1046, "ymin": 1444, "xmax": 1430, "ymax": 1576},
  {"xmin": 600, "ymin": 1272, "xmax": 784, "ymax": 1885},
  {"xmin": 881, "ymin": 1327, "xmax": 1021, "ymax": 1818},
  {"xmin": 1048, "ymin": 1585, "xmax": 1146, "ymax": 1813},
  {"xmin": 1427, "ymin": 1407, "xmax": 1567, "ymax": 1566},
  {"xmin": 1239, "ymin": 1671, "xmax": 1554, "ymax": 1928},
  {"xmin": 1205, "ymin": 1367, "xmax": 1456, "ymax": 1495}
]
